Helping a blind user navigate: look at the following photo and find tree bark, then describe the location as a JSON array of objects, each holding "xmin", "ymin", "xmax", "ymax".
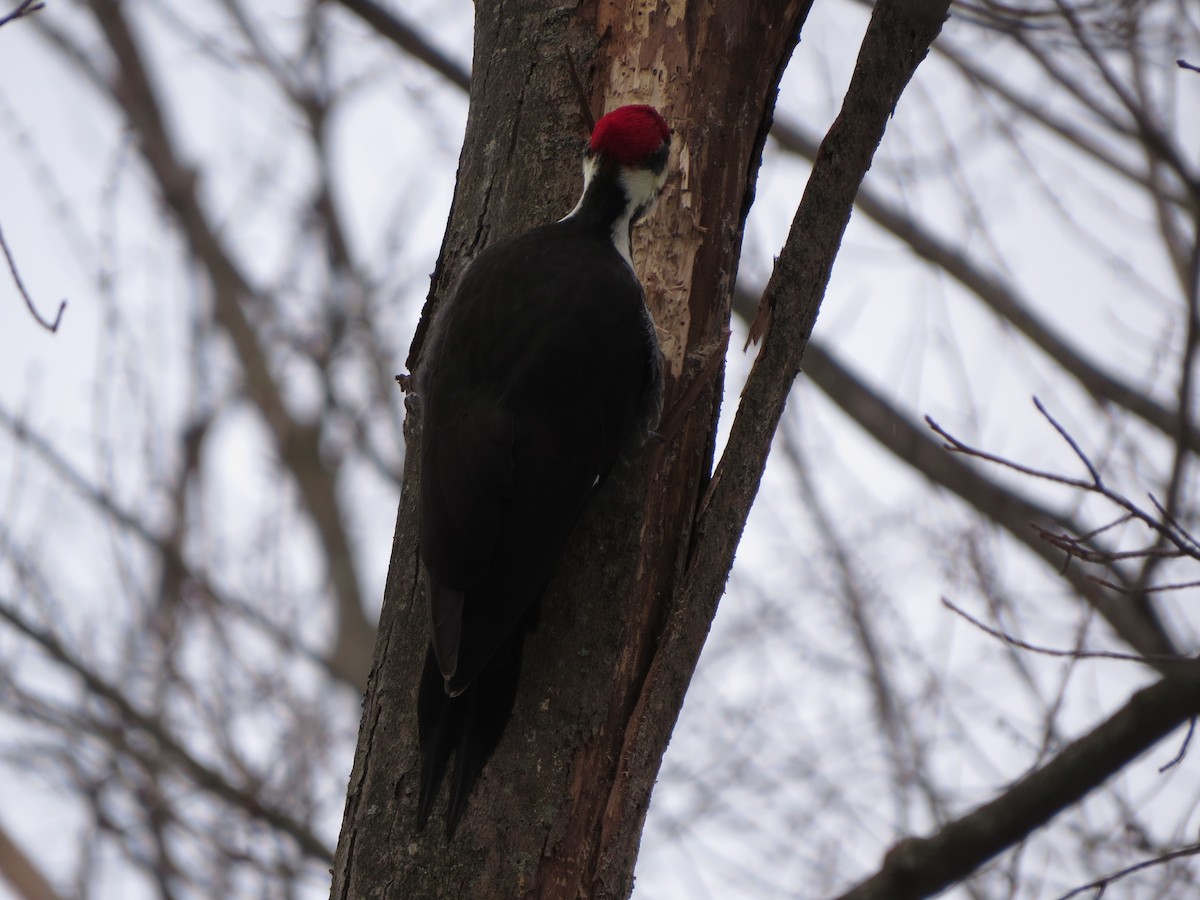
[
  {"xmin": 328, "ymin": 0, "xmax": 950, "ymax": 896},
  {"xmin": 329, "ymin": 1, "xmax": 807, "ymax": 895}
]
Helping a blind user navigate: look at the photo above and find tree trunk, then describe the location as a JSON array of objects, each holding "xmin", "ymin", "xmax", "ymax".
[{"xmin": 329, "ymin": 1, "xmax": 808, "ymax": 896}]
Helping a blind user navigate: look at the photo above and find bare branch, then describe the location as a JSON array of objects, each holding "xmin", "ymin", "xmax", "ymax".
[
  {"xmin": 769, "ymin": 118, "xmax": 1199, "ymax": 455},
  {"xmin": 749, "ymin": 322, "xmax": 1174, "ymax": 663},
  {"xmin": 0, "ymin": 817, "xmax": 63, "ymax": 900},
  {"xmin": 1055, "ymin": 841, "xmax": 1200, "ymax": 900},
  {"xmin": 1158, "ymin": 210, "xmax": 1200, "ymax": 539},
  {"xmin": 1033, "ymin": 396, "xmax": 1102, "ymax": 484},
  {"xmin": 0, "ymin": 220, "xmax": 65, "ymax": 333},
  {"xmin": 1146, "ymin": 495, "xmax": 1200, "ymax": 554},
  {"xmin": 1158, "ymin": 717, "xmax": 1194, "ymax": 773},
  {"xmin": 834, "ymin": 668, "xmax": 1200, "ymax": 899},
  {"xmin": 0, "ymin": 597, "xmax": 334, "ymax": 864},
  {"xmin": 86, "ymin": 0, "xmax": 374, "ymax": 689},
  {"xmin": 926, "ymin": 414, "xmax": 1089, "ymax": 489},
  {"xmin": 327, "ymin": 0, "xmax": 470, "ymax": 91},
  {"xmin": 1035, "ymin": 525, "xmax": 1184, "ymax": 564},
  {"xmin": 0, "ymin": 0, "xmax": 43, "ymax": 30},
  {"xmin": 1091, "ymin": 576, "xmax": 1200, "ymax": 594},
  {"xmin": 928, "ymin": 405, "xmax": 1200, "ymax": 563},
  {"xmin": 941, "ymin": 597, "xmax": 1191, "ymax": 666}
]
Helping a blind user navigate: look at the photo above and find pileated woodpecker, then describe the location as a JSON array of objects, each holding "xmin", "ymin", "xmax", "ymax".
[{"xmin": 414, "ymin": 105, "xmax": 670, "ymax": 835}]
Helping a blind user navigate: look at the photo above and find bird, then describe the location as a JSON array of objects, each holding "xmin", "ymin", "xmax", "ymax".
[{"xmin": 413, "ymin": 104, "xmax": 670, "ymax": 836}]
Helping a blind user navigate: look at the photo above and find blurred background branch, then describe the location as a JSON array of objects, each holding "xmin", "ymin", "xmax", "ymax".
[{"xmin": 0, "ymin": 0, "xmax": 1196, "ymax": 896}]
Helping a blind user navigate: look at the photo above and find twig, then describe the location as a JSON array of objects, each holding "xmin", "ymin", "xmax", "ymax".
[
  {"xmin": 925, "ymin": 414, "xmax": 1092, "ymax": 490},
  {"xmin": 1178, "ymin": 59, "xmax": 1200, "ymax": 74},
  {"xmin": 1033, "ymin": 396, "xmax": 1101, "ymax": 484},
  {"xmin": 0, "ymin": 0, "xmax": 44, "ymax": 29},
  {"xmin": 326, "ymin": 0, "xmax": 470, "ymax": 91},
  {"xmin": 835, "ymin": 667, "xmax": 1200, "ymax": 899},
  {"xmin": 1055, "ymin": 841, "xmax": 1200, "ymax": 899},
  {"xmin": 1033, "ymin": 526, "xmax": 1183, "ymax": 563},
  {"xmin": 927, "ymin": 406, "xmax": 1200, "ymax": 562},
  {"xmin": 1074, "ymin": 513, "xmax": 1134, "ymax": 544},
  {"xmin": 1090, "ymin": 576, "xmax": 1200, "ymax": 594},
  {"xmin": 0, "ymin": 220, "xmax": 66, "ymax": 333},
  {"xmin": 940, "ymin": 597, "xmax": 1189, "ymax": 666},
  {"xmin": 1158, "ymin": 717, "xmax": 1194, "ymax": 772},
  {"xmin": 790, "ymin": 331, "xmax": 1175, "ymax": 663},
  {"xmin": 0, "ymin": 597, "xmax": 334, "ymax": 863},
  {"xmin": 1147, "ymin": 494, "xmax": 1200, "ymax": 553}
]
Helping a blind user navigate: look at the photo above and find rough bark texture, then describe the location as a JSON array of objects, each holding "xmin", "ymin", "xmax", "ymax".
[
  {"xmin": 327, "ymin": 0, "xmax": 954, "ymax": 894},
  {"xmin": 582, "ymin": 4, "xmax": 956, "ymax": 892},
  {"xmin": 329, "ymin": 2, "xmax": 809, "ymax": 897}
]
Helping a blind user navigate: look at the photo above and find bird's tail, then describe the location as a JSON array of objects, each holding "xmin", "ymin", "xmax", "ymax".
[{"xmin": 416, "ymin": 630, "xmax": 526, "ymax": 838}]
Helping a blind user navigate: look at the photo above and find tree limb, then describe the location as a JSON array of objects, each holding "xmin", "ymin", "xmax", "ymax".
[
  {"xmin": 0, "ymin": 0, "xmax": 42, "ymax": 30},
  {"xmin": 606, "ymin": 0, "xmax": 955, "ymax": 881},
  {"xmin": 0, "ymin": 405, "xmax": 335, "ymax": 674},
  {"xmin": 0, "ymin": 598, "xmax": 334, "ymax": 864},
  {"xmin": 0, "ymin": 220, "xmax": 65, "ymax": 333},
  {"xmin": 86, "ymin": 0, "xmax": 374, "ymax": 689},
  {"xmin": 768, "ymin": 118, "xmax": 1199, "ymax": 456},
  {"xmin": 833, "ymin": 667, "xmax": 1200, "ymax": 899},
  {"xmin": 0, "ymin": 818, "xmax": 62, "ymax": 900},
  {"xmin": 792, "ymin": 333, "xmax": 1178, "ymax": 663},
  {"xmin": 326, "ymin": 0, "xmax": 470, "ymax": 91}
]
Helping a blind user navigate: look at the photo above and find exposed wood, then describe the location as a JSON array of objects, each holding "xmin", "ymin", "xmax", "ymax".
[{"xmin": 328, "ymin": 0, "xmax": 954, "ymax": 895}]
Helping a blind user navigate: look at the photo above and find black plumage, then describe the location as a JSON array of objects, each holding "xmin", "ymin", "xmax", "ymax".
[{"xmin": 413, "ymin": 105, "xmax": 669, "ymax": 836}]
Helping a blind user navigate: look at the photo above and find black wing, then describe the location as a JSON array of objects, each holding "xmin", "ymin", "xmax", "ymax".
[
  {"xmin": 414, "ymin": 220, "xmax": 660, "ymax": 833},
  {"xmin": 418, "ymin": 220, "xmax": 659, "ymax": 691}
]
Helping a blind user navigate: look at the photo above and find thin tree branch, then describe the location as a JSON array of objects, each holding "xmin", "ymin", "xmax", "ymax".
[
  {"xmin": 0, "ymin": 818, "xmax": 63, "ymax": 900},
  {"xmin": 0, "ymin": 0, "xmax": 43, "ymax": 30},
  {"xmin": 1158, "ymin": 717, "xmax": 1195, "ymax": 773},
  {"xmin": 768, "ymin": 118, "xmax": 1199, "ymax": 456},
  {"xmin": 86, "ymin": 0, "xmax": 374, "ymax": 689},
  {"xmin": 780, "ymin": 328, "xmax": 1178, "ymax": 664},
  {"xmin": 1054, "ymin": 841, "xmax": 1200, "ymax": 899},
  {"xmin": 1159, "ymin": 210, "xmax": 1200, "ymax": 547},
  {"xmin": 928, "ymin": 402, "xmax": 1200, "ymax": 562},
  {"xmin": 833, "ymin": 668, "xmax": 1200, "ymax": 899},
  {"xmin": 941, "ymin": 597, "xmax": 1191, "ymax": 666},
  {"xmin": 0, "ymin": 220, "xmax": 66, "ymax": 333},
  {"xmin": 1092, "ymin": 577, "xmax": 1200, "ymax": 594},
  {"xmin": 326, "ymin": 0, "xmax": 470, "ymax": 91},
  {"xmin": 0, "ymin": 598, "xmax": 335, "ymax": 864}
]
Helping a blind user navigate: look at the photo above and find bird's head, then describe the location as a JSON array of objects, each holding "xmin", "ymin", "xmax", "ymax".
[{"xmin": 585, "ymin": 104, "xmax": 671, "ymax": 223}]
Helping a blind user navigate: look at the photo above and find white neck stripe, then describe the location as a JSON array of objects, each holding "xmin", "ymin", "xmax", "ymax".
[{"xmin": 560, "ymin": 155, "xmax": 666, "ymax": 271}]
